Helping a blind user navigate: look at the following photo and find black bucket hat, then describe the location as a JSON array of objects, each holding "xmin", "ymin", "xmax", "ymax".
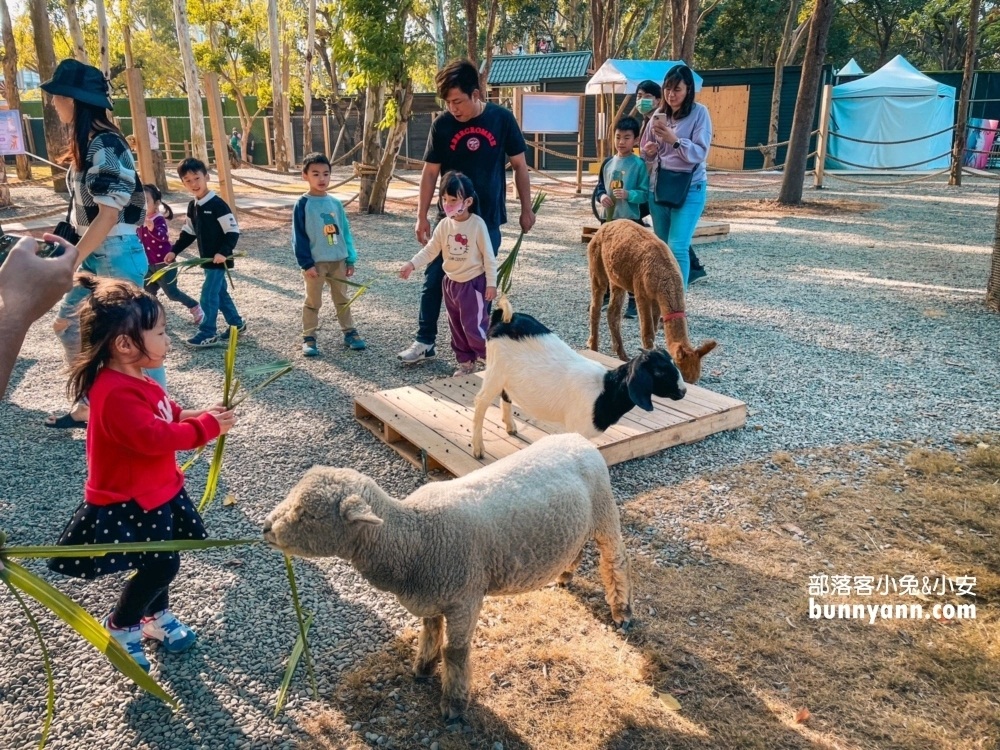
[{"xmin": 40, "ymin": 59, "xmax": 113, "ymax": 110}]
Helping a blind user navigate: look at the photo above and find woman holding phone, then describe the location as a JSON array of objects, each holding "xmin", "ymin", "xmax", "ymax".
[
  {"xmin": 640, "ymin": 64, "xmax": 711, "ymax": 288},
  {"xmin": 39, "ymin": 58, "xmax": 158, "ymax": 428}
]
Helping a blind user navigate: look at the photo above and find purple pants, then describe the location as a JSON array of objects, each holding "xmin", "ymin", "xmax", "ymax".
[{"xmin": 443, "ymin": 274, "xmax": 488, "ymax": 364}]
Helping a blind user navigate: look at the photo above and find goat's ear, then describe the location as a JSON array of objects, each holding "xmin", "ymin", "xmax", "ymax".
[
  {"xmin": 340, "ymin": 494, "xmax": 384, "ymax": 527},
  {"xmin": 696, "ymin": 340, "xmax": 718, "ymax": 357},
  {"xmin": 626, "ymin": 360, "xmax": 655, "ymax": 411}
]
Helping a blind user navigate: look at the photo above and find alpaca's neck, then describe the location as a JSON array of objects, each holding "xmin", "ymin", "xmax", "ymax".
[
  {"xmin": 662, "ymin": 313, "xmax": 692, "ymax": 350},
  {"xmin": 348, "ymin": 492, "xmax": 422, "ymax": 595}
]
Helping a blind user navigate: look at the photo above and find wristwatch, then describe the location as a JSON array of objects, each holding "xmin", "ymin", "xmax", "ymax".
[{"xmin": 672, "ymin": 140, "xmax": 681, "ymax": 150}]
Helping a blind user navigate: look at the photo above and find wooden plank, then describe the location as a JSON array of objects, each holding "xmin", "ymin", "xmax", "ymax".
[
  {"xmin": 355, "ymin": 349, "xmax": 747, "ymax": 478},
  {"xmin": 599, "ymin": 406, "xmax": 746, "ymax": 466},
  {"xmin": 410, "ymin": 377, "xmax": 528, "ymax": 463},
  {"xmin": 354, "ymin": 392, "xmax": 482, "ymax": 477},
  {"xmin": 423, "ymin": 376, "xmax": 560, "ymax": 445}
]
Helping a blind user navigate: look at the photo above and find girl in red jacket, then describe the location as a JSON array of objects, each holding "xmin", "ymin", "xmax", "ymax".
[{"xmin": 48, "ymin": 275, "xmax": 236, "ymax": 672}]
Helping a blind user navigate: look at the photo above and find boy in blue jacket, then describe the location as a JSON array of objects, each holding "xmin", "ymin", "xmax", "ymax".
[{"xmin": 293, "ymin": 153, "xmax": 366, "ymax": 357}]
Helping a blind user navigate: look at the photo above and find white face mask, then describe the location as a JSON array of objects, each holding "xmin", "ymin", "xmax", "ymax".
[{"xmin": 443, "ymin": 202, "xmax": 466, "ymax": 218}]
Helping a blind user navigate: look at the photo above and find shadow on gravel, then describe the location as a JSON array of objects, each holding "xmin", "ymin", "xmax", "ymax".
[{"xmin": 299, "ymin": 633, "xmax": 534, "ymax": 750}]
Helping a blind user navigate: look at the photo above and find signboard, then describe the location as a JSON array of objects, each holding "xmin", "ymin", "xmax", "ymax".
[
  {"xmin": 147, "ymin": 117, "xmax": 160, "ymax": 150},
  {"xmin": 0, "ymin": 110, "xmax": 25, "ymax": 155},
  {"xmin": 521, "ymin": 94, "xmax": 581, "ymax": 134}
]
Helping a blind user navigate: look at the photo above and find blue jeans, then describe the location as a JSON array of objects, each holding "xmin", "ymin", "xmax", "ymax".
[
  {"xmin": 198, "ymin": 268, "xmax": 244, "ymax": 337},
  {"xmin": 415, "ymin": 224, "xmax": 502, "ymax": 347},
  {"xmin": 56, "ymin": 233, "xmax": 167, "ymax": 388},
  {"xmin": 648, "ymin": 181, "xmax": 708, "ymax": 292}
]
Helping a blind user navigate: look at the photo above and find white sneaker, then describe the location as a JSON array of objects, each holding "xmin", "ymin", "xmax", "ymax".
[
  {"xmin": 397, "ymin": 340, "xmax": 436, "ymax": 363},
  {"xmin": 141, "ymin": 609, "xmax": 197, "ymax": 654}
]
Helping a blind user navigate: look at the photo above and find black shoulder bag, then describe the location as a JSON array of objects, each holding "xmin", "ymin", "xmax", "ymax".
[
  {"xmin": 654, "ymin": 167, "xmax": 694, "ymax": 209},
  {"xmin": 52, "ymin": 178, "xmax": 81, "ymax": 246}
]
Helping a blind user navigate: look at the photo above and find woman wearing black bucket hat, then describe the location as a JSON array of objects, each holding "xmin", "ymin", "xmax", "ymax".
[{"xmin": 40, "ymin": 59, "xmax": 163, "ymax": 428}]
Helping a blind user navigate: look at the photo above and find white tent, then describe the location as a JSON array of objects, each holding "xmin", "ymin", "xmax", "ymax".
[
  {"xmin": 585, "ymin": 59, "xmax": 703, "ymax": 95},
  {"xmin": 837, "ymin": 58, "xmax": 865, "ymax": 77},
  {"xmin": 827, "ymin": 55, "xmax": 955, "ymax": 170}
]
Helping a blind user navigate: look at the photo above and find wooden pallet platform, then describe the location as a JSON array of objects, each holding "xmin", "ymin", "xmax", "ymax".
[
  {"xmin": 581, "ymin": 220, "xmax": 729, "ymax": 245},
  {"xmin": 354, "ymin": 350, "xmax": 747, "ymax": 478}
]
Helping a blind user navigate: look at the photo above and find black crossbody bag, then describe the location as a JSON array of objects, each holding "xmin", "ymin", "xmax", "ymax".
[
  {"xmin": 654, "ymin": 167, "xmax": 694, "ymax": 209},
  {"xmin": 52, "ymin": 180, "xmax": 81, "ymax": 245}
]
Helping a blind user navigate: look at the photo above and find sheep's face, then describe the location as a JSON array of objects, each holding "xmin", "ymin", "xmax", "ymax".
[
  {"xmin": 627, "ymin": 348, "xmax": 687, "ymax": 410},
  {"xmin": 263, "ymin": 467, "xmax": 384, "ymax": 559},
  {"xmin": 668, "ymin": 339, "xmax": 718, "ymax": 384}
]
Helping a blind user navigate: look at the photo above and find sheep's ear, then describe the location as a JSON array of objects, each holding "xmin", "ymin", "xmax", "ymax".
[
  {"xmin": 340, "ymin": 494, "xmax": 384, "ymax": 527},
  {"xmin": 626, "ymin": 360, "xmax": 655, "ymax": 411}
]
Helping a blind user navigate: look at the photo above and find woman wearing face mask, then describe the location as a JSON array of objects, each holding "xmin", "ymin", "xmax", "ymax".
[{"xmin": 640, "ymin": 64, "xmax": 711, "ymax": 289}]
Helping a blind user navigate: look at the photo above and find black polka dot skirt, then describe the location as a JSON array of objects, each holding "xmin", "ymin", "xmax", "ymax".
[{"xmin": 47, "ymin": 487, "xmax": 207, "ymax": 580}]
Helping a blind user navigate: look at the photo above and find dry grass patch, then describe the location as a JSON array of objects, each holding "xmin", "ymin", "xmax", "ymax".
[
  {"xmin": 298, "ymin": 436, "xmax": 1000, "ymax": 749},
  {"xmin": 703, "ymin": 198, "xmax": 881, "ymax": 218}
]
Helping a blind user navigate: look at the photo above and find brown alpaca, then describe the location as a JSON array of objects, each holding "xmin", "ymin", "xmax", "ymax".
[{"xmin": 587, "ymin": 221, "xmax": 717, "ymax": 383}]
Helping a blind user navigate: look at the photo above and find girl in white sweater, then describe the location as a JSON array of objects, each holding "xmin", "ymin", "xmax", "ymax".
[{"xmin": 401, "ymin": 172, "xmax": 498, "ymax": 375}]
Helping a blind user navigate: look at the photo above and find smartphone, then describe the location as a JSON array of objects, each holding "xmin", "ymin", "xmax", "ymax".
[
  {"xmin": 652, "ymin": 113, "xmax": 667, "ymax": 121},
  {"xmin": 0, "ymin": 233, "xmax": 65, "ymax": 266}
]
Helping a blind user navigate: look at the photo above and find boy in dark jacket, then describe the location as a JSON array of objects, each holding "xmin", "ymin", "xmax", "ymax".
[{"xmin": 168, "ymin": 158, "xmax": 246, "ymax": 348}]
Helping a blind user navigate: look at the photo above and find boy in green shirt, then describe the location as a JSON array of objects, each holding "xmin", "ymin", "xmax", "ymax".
[{"xmin": 595, "ymin": 116, "xmax": 649, "ymax": 223}]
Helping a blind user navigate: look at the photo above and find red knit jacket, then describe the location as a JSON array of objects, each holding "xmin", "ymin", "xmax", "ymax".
[{"xmin": 84, "ymin": 368, "xmax": 221, "ymax": 510}]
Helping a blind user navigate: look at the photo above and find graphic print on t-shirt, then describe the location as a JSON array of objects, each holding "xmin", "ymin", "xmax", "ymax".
[
  {"xmin": 156, "ymin": 395, "xmax": 173, "ymax": 423},
  {"xmin": 321, "ymin": 212, "xmax": 340, "ymax": 246},
  {"xmin": 449, "ymin": 126, "xmax": 498, "ymax": 153},
  {"xmin": 447, "ymin": 232, "xmax": 471, "ymax": 258}
]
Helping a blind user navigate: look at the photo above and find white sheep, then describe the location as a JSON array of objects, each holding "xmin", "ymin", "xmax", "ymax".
[
  {"xmin": 471, "ymin": 296, "xmax": 687, "ymax": 460},
  {"xmin": 262, "ymin": 433, "xmax": 633, "ymax": 722}
]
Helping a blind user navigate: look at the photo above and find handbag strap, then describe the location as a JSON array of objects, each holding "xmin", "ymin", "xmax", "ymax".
[{"xmin": 64, "ymin": 169, "xmax": 75, "ymax": 225}]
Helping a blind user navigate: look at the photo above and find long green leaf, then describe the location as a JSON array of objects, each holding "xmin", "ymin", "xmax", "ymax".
[
  {"xmin": 274, "ymin": 612, "xmax": 314, "ymax": 718},
  {"xmin": 1, "ymin": 578, "xmax": 55, "ymax": 749},
  {"xmin": 147, "ymin": 253, "xmax": 246, "ymax": 285},
  {"xmin": 5, "ymin": 538, "xmax": 259, "ymax": 559},
  {"xmin": 496, "ymin": 191, "xmax": 546, "ymax": 295},
  {"xmin": 179, "ymin": 445, "xmax": 206, "ymax": 473},
  {"xmin": 230, "ymin": 365, "xmax": 293, "ymax": 409},
  {"xmin": 198, "ymin": 436, "xmax": 227, "ymax": 514},
  {"xmin": 0, "ymin": 559, "xmax": 178, "ymax": 706},
  {"xmin": 284, "ymin": 555, "xmax": 318, "ymax": 699},
  {"xmin": 242, "ymin": 360, "xmax": 293, "ymax": 378}
]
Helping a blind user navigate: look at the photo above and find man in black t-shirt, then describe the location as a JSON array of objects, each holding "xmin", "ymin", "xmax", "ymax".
[{"xmin": 398, "ymin": 59, "xmax": 535, "ymax": 364}]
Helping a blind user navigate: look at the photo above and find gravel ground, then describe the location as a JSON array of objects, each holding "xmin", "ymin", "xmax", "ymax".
[{"xmin": 1, "ymin": 174, "xmax": 998, "ymax": 749}]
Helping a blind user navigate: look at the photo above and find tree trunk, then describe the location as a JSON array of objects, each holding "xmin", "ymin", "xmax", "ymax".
[
  {"xmin": 281, "ymin": 32, "xmax": 294, "ymax": 164},
  {"xmin": 28, "ymin": 0, "xmax": 68, "ymax": 186},
  {"xmin": 480, "ymin": 0, "xmax": 499, "ymax": 90},
  {"xmin": 430, "ymin": 0, "xmax": 447, "ymax": 68},
  {"xmin": 358, "ymin": 82, "xmax": 383, "ymax": 211},
  {"xmin": 0, "ymin": 0, "xmax": 31, "ymax": 179},
  {"xmin": 368, "ymin": 81, "xmax": 413, "ymax": 213},
  {"xmin": 121, "ymin": 0, "xmax": 135, "ymax": 69},
  {"xmin": 65, "ymin": 0, "xmax": 89, "ymax": 63},
  {"xmin": 172, "ymin": 0, "xmax": 208, "ymax": 163},
  {"xmin": 590, "ymin": 0, "xmax": 610, "ymax": 69},
  {"xmin": 778, "ymin": 0, "xmax": 836, "ymax": 205},
  {"xmin": 267, "ymin": 0, "xmax": 288, "ymax": 171},
  {"xmin": 464, "ymin": 0, "xmax": 477, "ymax": 65},
  {"xmin": 302, "ymin": 0, "xmax": 316, "ymax": 155},
  {"xmin": 765, "ymin": 0, "xmax": 804, "ymax": 169},
  {"xmin": 95, "ymin": 0, "xmax": 110, "ymax": 76},
  {"xmin": 653, "ymin": 3, "xmax": 670, "ymax": 57},
  {"xmin": 988, "ymin": 186, "xmax": 1000, "ymax": 312},
  {"xmin": 949, "ymin": 0, "xmax": 981, "ymax": 187}
]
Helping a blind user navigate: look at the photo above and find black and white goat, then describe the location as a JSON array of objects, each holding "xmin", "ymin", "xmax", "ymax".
[{"xmin": 471, "ymin": 297, "xmax": 687, "ymax": 460}]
